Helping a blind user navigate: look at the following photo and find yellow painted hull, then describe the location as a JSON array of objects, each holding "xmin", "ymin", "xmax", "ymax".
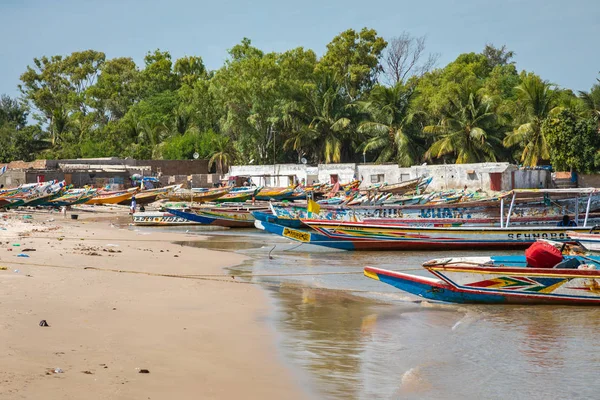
[{"xmin": 87, "ymin": 191, "xmax": 136, "ymax": 205}]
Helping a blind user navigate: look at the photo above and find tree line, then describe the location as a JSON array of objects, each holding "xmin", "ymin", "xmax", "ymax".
[{"xmin": 1, "ymin": 28, "xmax": 599, "ymax": 173}]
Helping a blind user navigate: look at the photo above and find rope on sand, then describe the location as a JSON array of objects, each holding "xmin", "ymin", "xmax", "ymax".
[{"xmin": 0, "ymin": 259, "xmax": 422, "ymax": 292}]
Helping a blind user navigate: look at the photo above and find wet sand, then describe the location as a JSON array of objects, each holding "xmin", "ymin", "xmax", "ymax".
[{"xmin": 0, "ymin": 209, "xmax": 306, "ymax": 400}]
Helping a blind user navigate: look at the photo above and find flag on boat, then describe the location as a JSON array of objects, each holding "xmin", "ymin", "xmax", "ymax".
[
  {"xmin": 0, "ymin": 165, "xmax": 7, "ymax": 176},
  {"xmin": 307, "ymin": 199, "xmax": 321, "ymax": 215}
]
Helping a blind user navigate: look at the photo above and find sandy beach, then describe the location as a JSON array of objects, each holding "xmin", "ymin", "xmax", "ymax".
[{"xmin": 0, "ymin": 208, "xmax": 305, "ymax": 400}]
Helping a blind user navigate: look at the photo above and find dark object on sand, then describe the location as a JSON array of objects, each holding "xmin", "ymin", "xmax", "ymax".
[
  {"xmin": 71, "ymin": 214, "xmax": 79, "ymax": 220},
  {"xmin": 39, "ymin": 320, "xmax": 49, "ymax": 327},
  {"xmin": 139, "ymin": 369, "xmax": 150, "ymax": 374}
]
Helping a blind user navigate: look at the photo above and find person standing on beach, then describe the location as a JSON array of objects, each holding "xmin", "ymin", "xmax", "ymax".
[{"xmin": 130, "ymin": 196, "xmax": 137, "ymax": 214}]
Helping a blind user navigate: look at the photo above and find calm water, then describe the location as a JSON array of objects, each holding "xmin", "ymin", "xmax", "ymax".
[{"xmin": 143, "ymin": 225, "xmax": 600, "ymax": 400}]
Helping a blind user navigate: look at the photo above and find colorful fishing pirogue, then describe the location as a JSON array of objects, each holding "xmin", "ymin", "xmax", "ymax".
[{"xmin": 364, "ymin": 243, "xmax": 600, "ymax": 305}]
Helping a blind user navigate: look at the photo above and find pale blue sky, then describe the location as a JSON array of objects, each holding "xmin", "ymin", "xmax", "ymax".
[{"xmin": 1, "ymin": 0, "xmax": 598, "ymax": 98}]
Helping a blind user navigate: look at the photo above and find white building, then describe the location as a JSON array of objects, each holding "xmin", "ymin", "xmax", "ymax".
[{"xmin": 227, "ymin": 162, "xmax": 551, "ymax": 191}]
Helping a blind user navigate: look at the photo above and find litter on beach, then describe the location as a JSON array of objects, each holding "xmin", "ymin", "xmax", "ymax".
[{"xmin": 16, "ymin": 253, "xmax": 30, "ymax": 257}]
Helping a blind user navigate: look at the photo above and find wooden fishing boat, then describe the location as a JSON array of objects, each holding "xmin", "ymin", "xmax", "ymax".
[
  {"xmin": 252, "ymin": 210, "xmax": 306, "ymax": 228},
  {"xmin": 301, "ymin": 219, "xmax": 592, "ymax": 250},
  {"xmin": 213, "ymin": 186, "xmax": 261, "ymax": 203},
  {"xmin": 254, "ymin": 219, "xmax": 355, "ymax": 249},
  {"xmin": 255, "ymin": 187, "xmax": 297, "ymax": 201},
  {"xmin": 164, "ymin": 187, "xmax": 232, "ymax": 203},
  {"xmin": 87, "ymin": 187, "xmax": 138, "ymax": 205},
  {"xmin": 167, "ymin": 205, "xmax": 267, "ymax": 227},
  {"xmin": 131, "ymin": 211, "xmax": 202, "ymax": 226},
  {"xmin": 119, "ymin": 185, "xmax": 178, "ymax": 205},
  {"xmin": 378, "ymin": 176, "xmax": 432, "ymax": 195},
  {"xmin": 567, "ymin": 229, "xmax": 600, "ymax": 252},
  {"xmin": 364, "ymin": 252, "xmax": 600, "ymax": 305},
  {"xmin": 47, "ymin": 188, "xmax": 98, "ymax": 207}
]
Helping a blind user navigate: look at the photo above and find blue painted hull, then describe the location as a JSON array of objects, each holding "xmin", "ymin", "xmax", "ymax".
[
  {"xmin": 252, "ymin": 211, "xmax": 306, "ymax": 228},
  {"xmin": 166, "ymin": 208, "xmax": 217, "ymax": 225},
  {"xmin": 368, "ymin": 269, "xmax": 508, "ymax": 304},
  {"xmin": 254, "ymin": 219, "xmax": 356, "ymax": 250}
]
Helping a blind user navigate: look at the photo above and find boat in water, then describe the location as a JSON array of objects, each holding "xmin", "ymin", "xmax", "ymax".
[
  {"xmin": 364, "ymin": 241, "xmax": 600, "ymax": 305},
  {"xmin": 260, "ymin": 189, "xmax": 600, "ymax": 250}
]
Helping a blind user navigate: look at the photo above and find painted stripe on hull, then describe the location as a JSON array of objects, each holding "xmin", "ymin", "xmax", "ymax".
[{"xmin": 365, "ymin": 267, "xmax": 600, "ymax": 305}]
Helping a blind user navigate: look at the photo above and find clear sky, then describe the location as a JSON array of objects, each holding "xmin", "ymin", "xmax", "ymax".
[{"xmin": 0, "ymin": 0, "xmax": 598, "ymax": 98}]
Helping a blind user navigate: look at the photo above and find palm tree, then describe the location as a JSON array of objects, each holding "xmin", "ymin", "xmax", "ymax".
[
  {"xmin": 306, "ymin": 74, "xmax": 353, "ymax": 163},
  {"xmin": 357, "ymin": 84, "xmax": 421, "ymax": 166},
  {"xmin": 424, "ymin": 85, "xmax": 502, "ymax": 163},
  {"xmin": 578, "ymin": 77, "xmax": 600, "ymax": 118},
  {"xmin": 209, "ymin": 135, "xmax": 237, "ymax": 174},
  {"xmin": 503, "ymin": 74, "xmax": 556, "ymax": 166}
]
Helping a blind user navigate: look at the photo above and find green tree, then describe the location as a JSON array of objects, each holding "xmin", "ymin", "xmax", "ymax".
[
  {"xmin": 306, "ymin": 74, "xmax": 353, "ymax": 163},
  {"xmin": 543, "ymin": 109, "xmax": 599, "ymax": 173},
  {"xmin": 578, "ymin": 76, "xmax": 600, "ymax": 118},
  {"xmin": 424, "ymin": 84, "xmax": 502, "ymax": 163},
  {"xmin": 316, "ymin": 28, "xmax": 387, "ymax": 100},
  {"xmin": 503, "ymin": 73, "xmax": 557, "ymax": 166},
  {"xmin": 209, "ymin": 135, "xmax": 238, "ymax": 174},
  {"xmin": 358, "ymin": 84, "xmax": 422, "ymax": 166}
]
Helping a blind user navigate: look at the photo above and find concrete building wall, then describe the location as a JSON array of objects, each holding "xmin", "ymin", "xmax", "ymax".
[
  {"xmin": 317, "ymin": 163, "xmax": 356, "ymax": 184},
  {"xmin": 0, "ymin": 171, "xmax": 27, "ymax": 187},
  {"xmin": 513, "ymin": 169, "xmax": 551, "ymax": 189},
  {"xmin": 228, "ymin": 164, "xmax": 309, "ymax": 187},
  {"xmin": 578, "ymin": 174, "xmax": 600, "ymax": 188},
  {"xmin": 357, "ymin": 164, "xmax": 401, "ymax": 187}
]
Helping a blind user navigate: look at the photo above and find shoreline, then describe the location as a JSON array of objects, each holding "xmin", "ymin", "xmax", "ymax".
[{"xmin": 0, "ymin": 209, "xmax": 306, "ymax": 400}]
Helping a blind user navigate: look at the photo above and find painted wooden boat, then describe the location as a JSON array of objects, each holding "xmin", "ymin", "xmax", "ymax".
[
  {"xmin": 131, "ymin": 211, "xmax": 202, "ymax": 226},
  {"xmin": 47, "ymin": 188, "xmax": 98, "ymax": 207},
  {"xmin": 255, "ymin": 187, "xmax": 298, "ymax": 201},
  {"xmin": 165, "ymin": 187, "xmax": 232, "ymax": 203},
  {"xmin": 167, "ymin": 206, "xmax": 267, "ymax": 227},
  {"xmin": 254, "ymin": 219, "xmax": 355, "ymax": 249},
  {"xmin": 252, "ymin": 210, "xmax": 306, "ymax": 228},
  {"xmin": 300, "ymin": 219, "xmax": 593, "ymax": 250},
  {"xmin": 87, "ymin": 187, "xmax": 138, "ymax": 205},
  {"xmin": 378, "ymin": 176, "xmax": 432, "ymax": 195},
  {"xmin": 567, "ymin": 230, "xmax": 600, "ymax": 252},
  {"xmin": 118, "ymin": 185, "xmax": 178, "ymax": 205},
  {"xmin": 364, "ymin": 254, "xmax": 600, "ymax": 305},
  {"xmin": 213, "ymin": 187, "xmax": 261, "ymax": 203}
]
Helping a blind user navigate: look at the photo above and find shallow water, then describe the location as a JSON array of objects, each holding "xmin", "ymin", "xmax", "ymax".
[{"xmin": 156, "ymin": 226, "xmax": 600, "ymax": 400}]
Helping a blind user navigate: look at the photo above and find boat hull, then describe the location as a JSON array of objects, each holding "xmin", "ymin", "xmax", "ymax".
[
  {"xmin": 254, "ymin": 219, "xmax": 355, "ymax": 250},
  {"xmin": 567, "ymin": 232, "xmax": 600, "ymax": 252},
  {"xmin": 304, "ymin": 221, "xmax": 592, "ymax": 251},
  {"xmin": 365, "ymin": 264, "xmax": 600, "ymax": 305},
  {"xmin": 132, "ymin": 212, "xmax": 202, "ymax": 226},
  {"xmin": 252, "ymin": 211, "xmax": 306, "ymax": 228},
  {"xmin": 167, "ymin": 208, "xmax": 257, "ymax": 227}
]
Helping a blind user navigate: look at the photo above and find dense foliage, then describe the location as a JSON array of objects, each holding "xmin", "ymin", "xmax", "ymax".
[{"xmin": 2, "ymin": 28, "xmax": 599, "ymax": 172}]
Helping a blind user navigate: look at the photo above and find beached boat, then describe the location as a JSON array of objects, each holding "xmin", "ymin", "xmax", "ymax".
[
  {"xmin": 364, "ymin": 251, "xmax": 600, "ymax": 305},
  {"xmin": 378, "ymin": 176, "xmax": 432, "ymax": 195},
  {"xmin": 165, "ymin": 186, "xmax": 231, "ymax": 203},
  {"xmin": 87, "ymin": 187, "xmax": 138, "ymax": 205},
  {"xmin": 255, "ymin": 186, "xmax": 298, "ymax": 201},
  {"xmin": 567, "ymin": 229, "xmax": 600, "ymax": 252},
  {"xmin": 131, "ymin": 211, "xmax": 202, "ymax": 226},
  {"xmin": 118, "ymin": 185, "xmax": 179, "ymax": 205},
  {"xmin": 168, "ymin": 205, "xmax": 267, "ymax": 227},
  {"xmin": 46, "ymin": 188, "xmax": 98, "ymax": 207},
  {"xmin": 213, "ymin": 186, "xmax": 261, "ymax": 203}
]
